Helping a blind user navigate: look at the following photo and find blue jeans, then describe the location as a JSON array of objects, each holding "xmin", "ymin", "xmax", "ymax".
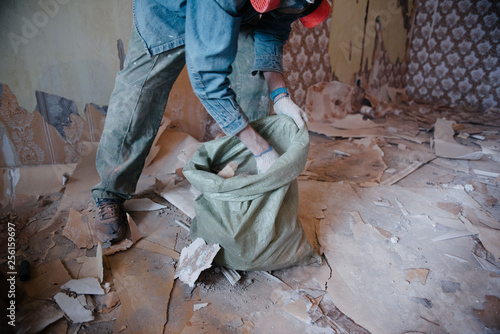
[{"xmin": 92, "ymin": 26, "xmax": 270, "ymax": 201}]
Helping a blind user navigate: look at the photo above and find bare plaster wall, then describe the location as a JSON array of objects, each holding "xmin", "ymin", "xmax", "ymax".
[
  {"xmin": 0, "ymin": 0, "xmax": 133, "ymax": 115},
  {"xmin": 0, "ymin": 0, "xmax": 208, "ymax": 168}
]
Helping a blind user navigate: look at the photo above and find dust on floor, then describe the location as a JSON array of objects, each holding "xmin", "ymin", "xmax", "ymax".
[{"xmin": 1, "ymin": 92, "xmax": 500, "ymax": 333}]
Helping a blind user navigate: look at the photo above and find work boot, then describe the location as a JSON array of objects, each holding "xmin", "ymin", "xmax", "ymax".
[{"xmin": 95, "ymin": 198, "xmax": 127, "ymax": 244}]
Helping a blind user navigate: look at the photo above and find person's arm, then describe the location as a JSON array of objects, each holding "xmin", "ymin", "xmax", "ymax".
[
  {"xmin": 185, "ymin": 1, "xmax": 278, "ymax": 173},
  {"xmin": 252, "ymin": 13, "xmax": 308, "ymax": 129},
  {"xmin": 236, "ymin": 124, "xmax": 270, "ymax": 156},
  {"xmin": 263, "ymin": 71, "xmax": 286, "ymax": 94},
  {"xmin": 264, "ymin": 71, "xmax": 308, "ymax": 128}
]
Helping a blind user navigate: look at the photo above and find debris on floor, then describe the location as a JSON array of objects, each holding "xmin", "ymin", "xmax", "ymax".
[
  {"xmin": 1, "ymin": 82, "xmax": 499, "ymax": 333},
  {"xmin": 433, "ymin": 118, "xmax": 483, "ymax": 160},
  {"xmin": 175, "ymin": 238, "xmax": 221, "ymax": 288},
  {"xmin": 53, "ymin": 292, "xmax": 95, "ymax": 324}
]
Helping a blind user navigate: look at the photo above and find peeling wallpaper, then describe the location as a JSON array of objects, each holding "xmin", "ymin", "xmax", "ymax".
[
  {"xmin": 328, "ymin": 0, "xmax": 412, "ymax": 88},
  {"xmin": 0, "ymin": 0, "xmax": 206, "ymax": 167},
  {"xmin": 1, "ymin": 0, "xmax": 497, "ymax": 168},
  {"xmin": 0, "ymin": 84, "xmax": 105, "ymax": 167}
]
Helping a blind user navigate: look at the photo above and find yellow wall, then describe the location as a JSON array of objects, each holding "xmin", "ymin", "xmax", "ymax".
[{"xmin": 329, "ymin": 0, "xmax": 412, "ymax": 85}]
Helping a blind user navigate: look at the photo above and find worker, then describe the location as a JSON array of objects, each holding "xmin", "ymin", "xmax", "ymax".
[{"xmin": 91, "ymin": 0, "xmax": 331, "ymax": 244}]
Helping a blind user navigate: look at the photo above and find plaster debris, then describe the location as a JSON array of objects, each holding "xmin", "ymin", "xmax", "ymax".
[
  {"xmin": 238, "ymin": 319, "xmax": 255, "ymax": 334},
  {"xmin": 282, "ymin": 297, "xmax": 311, "ymax": 324},
  {"xmin": 193, "ymin": 303, "xmax": 209, "ymax": 311},
  {"xmin": 219, "ymin": 266, "xmax": 241, "ymax": 286},
  {"xmin": 175, "ymin": 219, "xmax": 191, "ymax": 232},
  {"xmin": 217, "ymin": 161, "xmax": 238, "ymax": 178},
  {"xmin": 380, "ymin": 161, "xmax": 423, "ymax": 186},
  {"xmin": 61, "ymin": 277, "xmax": 105, "ymax": 295},
  {"xmin": 394, "ymin": 197, "xmax": 409, "ymax": 216},
  {"xmin": 472, "ymin": 254, "xmax": 500, "ymax": 275},
  {"xmin": 134, "ymin": 238, "xmax": 180, "ymax": 260},
  {"xmin": 143, "ymin": 126, "xmax": 201, "ymax": 177},
  {"xmin": 76, "ymin": 243, "xmax": 103, "ymax": 281},
  {"xmin": 305, "ymin": 81, "xmax": 365, "ymax": 120},
  {"xmin": 5, "ymin": 80, "xmax": 500, "ymax": 334},
  {"xmin": 472, "ymin": 169, "xmax": 500, "ymax": 178},
  {"xmin": 104, "ymin": 239, "xmax": 134, "ymax": 256},
  {"xmin": 143, "ymin": 117, "xmax": 171, "ymax": 170},
  {"xmin": 373, "ymin": 198, "xmax": 392, "ymax": 207},
  {"xmin": 54, "ymin": 292, "xmax": 95, "ymax": 323},
  {"xmin": 63, "ymin": 208, "xmax": 98, "ymax": 249},
  {"xmin": 431, "ymin": 231, "xmax": 476, "ymax": 242},
  {"xmin": 175, "ymin": 238, "xmax": 221, "ymax": 287},
  {"xmin": 334, "ymin": 150, "xmax": 351, "ymax": 157},
  {"xmin": 443, "ymin": 253, "xmax": 469, "ymax": 263},
  {"xmin": 307, "ymin": 292, "xmax": 370, "ymax": 333},
  {"xmin": 433, "ymin": 118, "xmax": 483, "ymax": 160}
]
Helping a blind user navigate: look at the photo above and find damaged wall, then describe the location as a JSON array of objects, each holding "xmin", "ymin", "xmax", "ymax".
[
  {"xmin": 328, "ymin": 0, "xmax": 413, "ymax": 90},
  {"xmin": 0, "ymin": 0, "xmax": 207, "ymax": 167},
  {"xmin": 328, "ymin": 0, "xmax": 500, "ymax": 112},
  {"xmin": 0, "ymin": 84, "xmax": 106, "ymax": 167},
  {"xmin": 0, "ymin": 0, "xmax": 133, "ymax": 114},
  {"xmin": 0, "ymin": 0, "xmax": 131, "ymax": 167},
  {"xmin": 0, "ymin": 0, "xmax": 332, "ymax": 167}
]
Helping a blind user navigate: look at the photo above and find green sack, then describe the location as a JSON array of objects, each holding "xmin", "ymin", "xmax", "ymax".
[{"xmin": 183, "ymin": 115, "xmax": 321, "ymax": 271}]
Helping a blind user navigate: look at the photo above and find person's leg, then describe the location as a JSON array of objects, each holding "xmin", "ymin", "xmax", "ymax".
[
  {"xmin": 92, "ymin": 27, "xmax": 185, "ymax": 243},
  {"xmin": 229, "ymin": 24, "xmax": 271, "ymax": 122}
]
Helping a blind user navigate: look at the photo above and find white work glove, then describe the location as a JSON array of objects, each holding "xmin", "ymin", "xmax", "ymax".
[
  {"xmin": 254, "ymin": 146, "xmax": 280, "ymax": 174},
  {"xmin": 273, "ymin": 96, "xmax": 308, "ymax": 129}
]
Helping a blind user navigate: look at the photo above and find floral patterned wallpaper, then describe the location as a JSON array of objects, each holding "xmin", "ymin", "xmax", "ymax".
[
  {"xmin": 283, "ymin": 14, "xmax": 333, "ymax": 109},
  {"xmin": 0, "ymin": 84, "xmax": 105, "ymax": 167},
  {"xmin": 406, "ymin": 0, "xmax": 500, "ymax": 110}
]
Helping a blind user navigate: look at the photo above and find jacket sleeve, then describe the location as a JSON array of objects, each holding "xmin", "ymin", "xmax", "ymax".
[
  {"xmin": 252, "ymin": 12, "xmax": 300, "ymax": 75},
  {"xmin": 184, "ymin": 0, "xmax": 249, "ymax": 135}
]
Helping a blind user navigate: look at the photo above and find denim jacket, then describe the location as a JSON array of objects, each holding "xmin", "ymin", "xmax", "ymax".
[{"xmin": 134, "ymin": 0, "xmax": 301, "ymax": 135}]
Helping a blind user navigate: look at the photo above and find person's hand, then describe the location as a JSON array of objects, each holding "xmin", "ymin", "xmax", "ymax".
[
  {"xmin": 254, "ymin": 146, "xmax": 280, "ymax": 174},
  {"xmin": 273, "ymin": 96, "xmax": 308, "ymax": 129}
]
